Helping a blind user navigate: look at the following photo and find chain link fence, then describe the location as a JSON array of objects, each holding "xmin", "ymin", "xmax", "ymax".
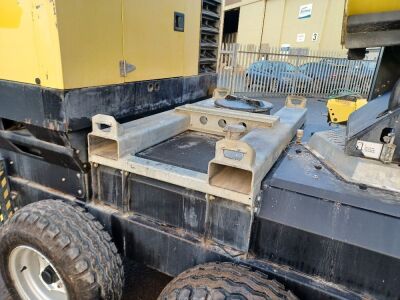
[{"xmin": 217, "ymin": 44, "xmax": 378, "ymax": 98}]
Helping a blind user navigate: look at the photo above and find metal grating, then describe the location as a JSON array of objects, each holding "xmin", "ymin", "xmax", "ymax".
[
  {"xmin": 199, "ymin": 0, "xmax": 221, "ymax": 73},
  {"xmin": 217, "ymin": 43, "xmax": 377, "ymax": 98}
]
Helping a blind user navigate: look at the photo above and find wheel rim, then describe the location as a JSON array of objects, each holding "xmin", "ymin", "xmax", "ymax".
[{"xmin": 8, "ymin": 246, "xmax": 69, "ymax": 300}]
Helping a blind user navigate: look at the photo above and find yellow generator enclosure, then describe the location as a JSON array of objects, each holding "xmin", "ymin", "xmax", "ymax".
[{"xmin": 0, "ymin": 0, "xmax": 210, "ymax": 90}]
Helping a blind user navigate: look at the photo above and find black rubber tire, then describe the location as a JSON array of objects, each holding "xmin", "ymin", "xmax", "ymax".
[
  {"xmin": 158, "ymin": 262, "xmax": 298, "ymax": 300},
  {"xmin": 0, "ymin": 200, "xmax": 124, "ymax": 300}
]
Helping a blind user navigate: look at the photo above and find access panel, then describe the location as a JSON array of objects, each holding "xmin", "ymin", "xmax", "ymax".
[{"xmin": 122, "ymin": 0, "xmax": 201, "ymax": 82}]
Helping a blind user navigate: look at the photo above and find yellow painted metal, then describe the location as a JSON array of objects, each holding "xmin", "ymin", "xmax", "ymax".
[
  {"xmin": 123, "ymin": 0, "xmax": 201, "ymax": 82},
  {"xmin": 55, "ymin": 0, "xmax": 124, "ymax": 89},
  {"xmin": 0, "ymin": 0, "xmax": 63, "ymax": 87},
  {"xmin": 182, "ymin": 2, "xmax": 202, "ymax": 77},
  {"xmin": 0, "ymin": 0, "xmax": 22, "ymax": 28},
  {"xmin": 346, "ymin": 0, "xmax": 400, "ymax": 16},
  {"xmin": 0, "ymin": 0, "xmax": 201, "ymax": 89},
  {"xmin": 327, "ymin": 98, "xmax": 367, "ymax": 124}
]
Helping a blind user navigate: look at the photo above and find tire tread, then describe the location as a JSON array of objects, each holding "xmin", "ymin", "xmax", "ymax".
[
  {"xmin": 0, "ymin": 200, "xmax": 123, "ymax": 300},
  {"xmin": 158, "ymin": 262, "xmax": 297, "ymax": 300}
]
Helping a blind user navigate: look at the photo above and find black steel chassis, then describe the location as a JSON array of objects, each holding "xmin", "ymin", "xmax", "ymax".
[{"xmin": 1, "ymin": 80, "xmax": 399, "ymax": 300}]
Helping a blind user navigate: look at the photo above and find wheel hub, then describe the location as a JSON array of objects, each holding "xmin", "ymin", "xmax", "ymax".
[
  {"xmin": 41, "ymin": 265, "xmax": 60, "ymax": 285},
  {"xmin": 8, "ymin": 245, "xmax": 69, "ymax": 300}
]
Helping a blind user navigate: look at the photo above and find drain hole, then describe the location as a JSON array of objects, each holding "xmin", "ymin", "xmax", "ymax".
[
  {"xmin": 359, "ymin": 184, "xmax": 368, "ymax": 190},
  {"xmin": 200, "ymin": 116, "xmax": 208, "ymax": 125},
  {"xmin": 218, "ymin": 119, "xmax": 227, "ymax": 128}
]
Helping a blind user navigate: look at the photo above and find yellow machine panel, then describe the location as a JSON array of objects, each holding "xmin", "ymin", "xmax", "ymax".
[
  {"xmin": 0, "ymin": 0, "xmax": 22, "ymax": 28},
  {"xmin": 0, "ymin": 0, "xmax": 63, "ymax": 87},
  {"xmin": 55, "ymin": 0, "xmax": 124, "ymax": 89},
  {"xmin": 327, "ymin": 97, "xmax": 367, "ymax": 124},
  {"xmin": 0, "ymin": 0, "xmax": 202, "ymax": 90},
  {"xmin": 346, "ymin": 0, "xmax": 400, "ymax": 16},
  {"xmin": 123, "ymin": 0, "xmax": 201, "ymax": 82}
]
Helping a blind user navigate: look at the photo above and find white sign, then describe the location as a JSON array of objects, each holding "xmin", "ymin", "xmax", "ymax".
[
  {"xmin": 298, "ymin": 4, "xmax": 312, "ymax": 19},
  {"xmin": 356, "ymin": 141, "xmax": 383, "ymax": 160},
  {"xmin": 280, "ymin": 43, "xmax": 291, "ymax": 53},
  {"xmin": 296, "ymin": 33, "xmax": 306, "ymax": 43},
  {"xmin": 311, "ymin": 32, "xmax": 319, "ymax": 42}
]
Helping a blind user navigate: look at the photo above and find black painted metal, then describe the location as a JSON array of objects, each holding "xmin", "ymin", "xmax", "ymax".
[
  {"xmin": 93, "ymin": 166, "xmax": 252, "ymax": 252},
  {"xmin": 137, "ymin": 131, "xmax": 220, "ymax": 173},
  {"xmin": 129, "ymin": 175, "xmax": 207, "ymax": 236},
  {"xmin": 252, "ymin": 145, "xmax": 400, "ymax": 299},
  {"xmin": 345, "ymin": 11, "xmax": 400, "ymax": 49},
  {"xmin": 214, "ymin": 95, "xmax": 273, "ymax": 114},
  {"xmin": 0, "ymin": 148, "xmax": 85, "ymax": 200},
  {"xmin": 345, "ymin": 46, "xmax": 400, "ymax": 162},
  {"xmin": 345, "ymin": 92, "xmax": 400, "ymax": 163},
  {"xmin": 0, "ymin": 130, "xmax": 83, "ymax": 171},
  {"xmin": 369, "ymin": 46, "xmax": 400, "ymax": 101},
  {"xmin": 0, "ymin": 74, "xmax": 217, "ymax": 132},
  {"xmin": 87, "ymin": 204, "xmax": 365, "ymax": 300}
]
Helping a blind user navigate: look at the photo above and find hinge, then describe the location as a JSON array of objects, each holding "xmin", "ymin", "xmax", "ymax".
[{"xmin": 119, "ymin": 60, "xmax": 136, "ymax": 77}]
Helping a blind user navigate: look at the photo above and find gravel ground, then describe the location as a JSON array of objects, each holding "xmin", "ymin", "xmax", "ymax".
[{"xmin": 0, "ymin": 259, "xmax": 172, "ymax": 300}]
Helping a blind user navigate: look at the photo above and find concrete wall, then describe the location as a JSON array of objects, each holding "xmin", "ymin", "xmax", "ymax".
[{"xmin": 223, "ymin": 0, "xmax": 346, "ymax": 52}]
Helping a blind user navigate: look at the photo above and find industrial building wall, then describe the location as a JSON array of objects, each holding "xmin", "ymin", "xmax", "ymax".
[
  {"xmin": 236, "ymin": 1, "xmax": 266, "ymax": 45},
  {"xmin": 224, "ymin": 0, "xmax": 346, "ymax": 52}
]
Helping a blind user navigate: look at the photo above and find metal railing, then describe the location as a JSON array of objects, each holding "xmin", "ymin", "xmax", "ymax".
[{"xmin": 217, "ymin": 44, "xmax": 378, "ymax": 98}]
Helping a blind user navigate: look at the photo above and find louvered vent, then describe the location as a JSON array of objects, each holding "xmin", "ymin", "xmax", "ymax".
[{"xmin": 199, "ymin": 0, "xmax": 221, "ymax": 73}]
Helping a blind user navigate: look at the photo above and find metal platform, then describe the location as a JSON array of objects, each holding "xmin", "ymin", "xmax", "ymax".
[
  {"xmin": 308, "ymin": 127, "xmax": 400, "ymax": 192},
  {"xmin": 88, "ymin": 97, "xmax": 307, "ymax": 206},
  {"xmin": 137, "ymin": 131, "xmax": 220, "ymax": 174}
]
